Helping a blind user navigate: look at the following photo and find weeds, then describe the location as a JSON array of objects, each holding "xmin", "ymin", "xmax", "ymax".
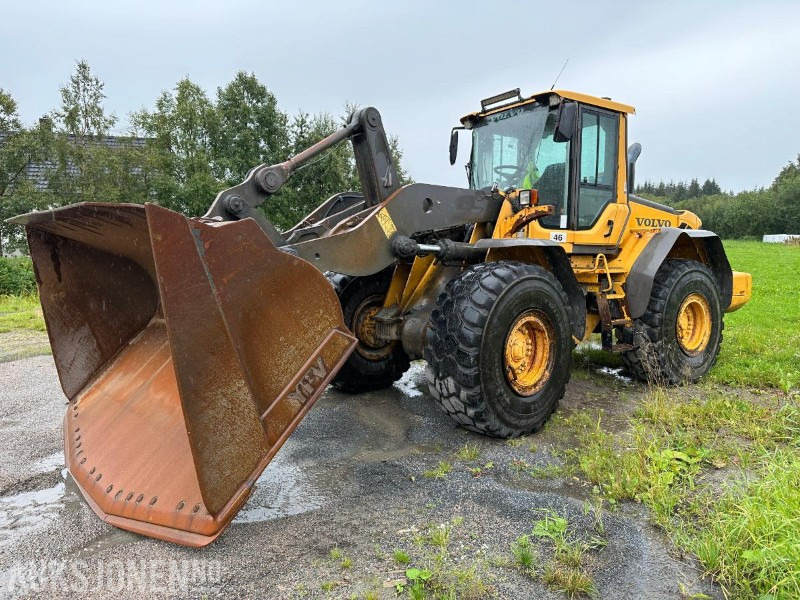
[
  {"xmin": 510, "ymin": 535, "xmax": 535, "ymax": 573},
  {"xmin": 427, "ymin": 522, "xmax": 451, "ymax": 550},
  {"xmin": 423, "ymin": 461, "xmax": 452, "ymax": 479},
  {"xmin": 509, "ymin": 510, "xmax": 601, "ymax": 597},
  {"xmin": 395, "ymin": 517, "xmax": 495, "ymax": 599},
  {"xmin": 531, "ymin": 511, "xmax": 568, "ymax": 541},
  {"xmin": 582, "ymin": 499, "xmax": 605, "ymax": 535},
  {"xmin": 543, "ymin": 564, "xmax": 596, "ymax": 598},
  {"xmin": 528, "ymin": 463, "xmax": 571, "ymax": 479},
  {"xmin": 455, "ymin": 442, "xmax": 480, "ymax": 461}
]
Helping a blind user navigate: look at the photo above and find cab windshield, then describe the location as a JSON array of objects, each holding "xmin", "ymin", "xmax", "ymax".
[{"xmin": 470, "ymin": 103, "xmax": 570, "ymax": 229}]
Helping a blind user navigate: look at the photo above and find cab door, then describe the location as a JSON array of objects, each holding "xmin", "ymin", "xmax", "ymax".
[{"xmin": 568, "ymin": 107, "xmax": 629, "ymax": 252}]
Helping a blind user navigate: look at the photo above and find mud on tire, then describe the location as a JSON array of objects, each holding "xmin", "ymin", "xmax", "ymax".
[
  {"xmin": 620, "ymin": 259, "xmax": 723, "ymax": 385},
  {"xmin": 328, "ymin": 269, "xmax": 410, "ymax": 392},
  {"xmin": 424, "ymin": 261, "xmax": 573, "ymax": 438}
]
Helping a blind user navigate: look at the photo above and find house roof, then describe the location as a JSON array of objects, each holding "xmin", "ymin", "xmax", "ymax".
[{"xmin": 0, "ymin": 132, "xmax": 149, "ymax": 192}]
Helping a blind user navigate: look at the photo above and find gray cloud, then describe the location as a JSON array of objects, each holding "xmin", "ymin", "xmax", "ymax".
[{"xmin": 2, "ymin": 0, "xmax": 797, "ymax": 192}]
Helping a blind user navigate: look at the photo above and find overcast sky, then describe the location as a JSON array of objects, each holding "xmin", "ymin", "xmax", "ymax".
[{"xmin": 2, "ymin": 1, "xmax": 799, "ymax": 192}]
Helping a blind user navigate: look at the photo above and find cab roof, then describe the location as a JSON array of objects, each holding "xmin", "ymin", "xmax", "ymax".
[{"xmin": 460, "ymin": 89, "xmax": 635, "ymax": 126}]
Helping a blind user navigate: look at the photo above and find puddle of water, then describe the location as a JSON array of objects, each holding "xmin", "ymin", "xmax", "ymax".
[
  {"xmin": 577, "ymin": 340, "xmax": 603, "ymax": 352},
  {"xmin": 393, "ymin": 361, "xmax": 427, "ymax": 398},
  {"xmin": 597, "ymin": 366, "xmax": 634, "ymax": 384},
  {"xmin": 0, "ymin": 482, "xmax": 65, "ymax": 546},
  {"xmin": 30, "ymin": 452, "xmax": 64, "ymax": 475},
  {"xmin": 233, "ymin": 453, "xmax": 324, "ymax": 524}
]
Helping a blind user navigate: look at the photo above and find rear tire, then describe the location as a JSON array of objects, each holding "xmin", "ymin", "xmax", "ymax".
[
  {"xmin": 425, "ymin": 261, "xmax": 572, "ymax": 438},
  {"xmin": 328, "ymin": 270, "xmax": 410, "ymax": 393},
  {"xmin": 620, "ymin": 259, "xmax": 723, "ymax": 385}
]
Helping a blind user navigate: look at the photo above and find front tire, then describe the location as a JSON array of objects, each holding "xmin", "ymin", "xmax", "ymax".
[
  {"xmin": 425, "ymin": 262, "xmax": 573, "ymax": 438},
  {"xmin": 620, "ymin": 259, "xmax": 723, "ymax": 385}
]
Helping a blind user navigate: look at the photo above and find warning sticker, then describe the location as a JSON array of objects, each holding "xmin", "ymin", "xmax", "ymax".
[{"xmin": 376, "ymin": 208, "xmax": 397, "ymax": 239}]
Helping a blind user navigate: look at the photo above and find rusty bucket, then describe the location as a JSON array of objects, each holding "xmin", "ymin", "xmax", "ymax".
[{"xmin": 10, "ymin": 203, "xmax": 356, "ymax": 546}]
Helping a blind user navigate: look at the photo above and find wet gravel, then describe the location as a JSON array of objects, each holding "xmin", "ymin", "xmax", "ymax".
[{"xmin": 0, "ymin": 356, "xmax": 720, "ymax": 599}]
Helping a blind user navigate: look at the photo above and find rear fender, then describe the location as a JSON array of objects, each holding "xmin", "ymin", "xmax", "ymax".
[{"xmin": 625, "ymin": 228, "xmax": 732, "ymax": 319}]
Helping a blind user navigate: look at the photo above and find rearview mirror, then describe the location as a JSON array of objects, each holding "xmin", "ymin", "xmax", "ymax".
[
  {"xmin": 449, "ymin": 128, "xmax": 460, "ymax": 165},
  {"xmin": 554, "ymin": 101, "xmax": 576, "ymax": 143}
]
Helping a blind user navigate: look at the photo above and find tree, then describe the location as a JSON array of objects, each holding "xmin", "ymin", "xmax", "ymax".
[
  {"xmin": 46, "ymin": 60, "xmax": 153, "ymax": 207},
  {"xmin": 131, "ymin": 78, "xmax": 221, "ymax": 216},
  {"xmin": 52, "ymin": 60, "xmax": 116, "ymax": 141},
  {"xmin": 688, "ymin": 178, "xmax": 701, "ymax": 198},
  {"xmin": 772, "ymin": 155, "xmax": 800, "ymax": 189},
  {"xmin": 0, "ymin": 90, "xmax": 54, "ymax": 255},
  {"xmin": 264, "ymin": 110, "xmax": 355, "ymax": 230},
  {"xmin": 212, "ymin": 71, "xmax": 287, "ymax": 184},
  {"xmin": 701, "ymin": 178, "xmax": 721, "ymax": 196}
]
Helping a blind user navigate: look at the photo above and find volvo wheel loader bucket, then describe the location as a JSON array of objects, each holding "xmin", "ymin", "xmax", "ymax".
[{"xmin": 10, "ymin": 203, "xmax": 357, "ymax": 546}]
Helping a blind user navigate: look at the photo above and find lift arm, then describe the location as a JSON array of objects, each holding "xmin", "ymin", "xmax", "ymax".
[{"xmin": 202, "ymin": 107, "xmax": 402, "ymax": 246}]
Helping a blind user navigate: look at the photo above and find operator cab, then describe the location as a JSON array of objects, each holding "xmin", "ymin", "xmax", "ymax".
[{"xmin": 451, "ymin": 90, "xmax": 636, "ymax": 246}]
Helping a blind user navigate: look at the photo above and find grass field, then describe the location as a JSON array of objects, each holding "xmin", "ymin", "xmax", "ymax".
[
  {"xmin": 0, "ymin": 294, "xmax": 45, "ymax": 333},
  {"xmin": 2, "ymin": 241, "xmax": 796, "ymax": 385},
  {"xmin": 0, "ymin": 294, "xmax": 49, "ymax": 362},
  {"xmin": 713, "ymin": 240, "xmax": 800, "ymax": 390}
]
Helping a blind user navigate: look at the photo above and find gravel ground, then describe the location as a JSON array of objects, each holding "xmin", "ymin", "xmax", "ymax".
[{"xmin": 0, "ymin": 355, "xmax": 720, "ymax": 599}]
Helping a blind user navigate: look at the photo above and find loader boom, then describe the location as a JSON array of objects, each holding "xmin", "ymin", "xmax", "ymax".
[{"xmin": 202, "ymin": 107, "xmax": 403, "ymax": 246}]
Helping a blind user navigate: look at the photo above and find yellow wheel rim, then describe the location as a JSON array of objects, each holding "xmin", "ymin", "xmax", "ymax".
[
  {"xmin": 353, "ymin": 295, "xmax": 392, "ymax": 360},
  {"xmin": 676, "ymin": 293, "xmax": 712, "ymax": 354},
  {"xmin": 503, "ymin": 310, "xmax": 553, "ymax": 396}
]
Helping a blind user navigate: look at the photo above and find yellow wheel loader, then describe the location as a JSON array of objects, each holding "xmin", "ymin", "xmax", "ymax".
[{"xmin": 10, "ymin": 88, "xmax": 751, "ymax": 546}]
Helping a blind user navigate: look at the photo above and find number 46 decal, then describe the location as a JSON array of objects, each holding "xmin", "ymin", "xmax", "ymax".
[{"xmin": 549, "ymin": 232, "xmax": 567, "ymax": 243}]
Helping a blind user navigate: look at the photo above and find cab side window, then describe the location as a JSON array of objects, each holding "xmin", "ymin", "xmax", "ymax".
[{"xmin": 578, "ymin": 111, "xmax": 618, "ymax": 228}]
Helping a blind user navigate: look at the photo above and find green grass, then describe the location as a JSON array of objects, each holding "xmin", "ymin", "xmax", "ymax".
[
  {"xmin": 0, "ymin": 294, "xmax": 49, "ymax": 362},
  {"xmin": 510, "ymin": 535, "xmax": 535, "ymax": 572},
  {"xmin": 711, "ymin": 241, "xmax": 800, "ymax": 390},
  {"xmin": 542, "ymin": 565, "xmax": 596, "ymax": 599},
  {"xmin": 559, "ymin": 386, "xmax": 800, "ymax": 598},
  {"xmin": 688, "ymin": 448, "xmax": 800, "ymax": 598},
  {"xmin": 0, "ymin": 294, "xmax": 45, "ymax": 333},
  {"xmin": 422, "ymin": 461, "xmax": 452, "ymax": 479},
  {"xmin": 455, "ymin": 442, "xmax": 481, "ymax": 461},
  {"xmin": 509, "ymin": 511, "xmax": 601, "ymax": 598},
  {"xmin": 394, "ymin": 517, "xmax": 495, "ymax": 599}
]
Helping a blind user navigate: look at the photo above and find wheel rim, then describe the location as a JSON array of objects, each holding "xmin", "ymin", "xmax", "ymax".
[
  {"xmin": 676, "ymin": 293, "xmax": 712, "ymax": 355},
  {"xmin": 352, "ymin": 294, "xmax": 392, "ymax": 360},
  {"xmin": 503, "ymin": 310, "xmax": 554, "ymax": 396}
]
